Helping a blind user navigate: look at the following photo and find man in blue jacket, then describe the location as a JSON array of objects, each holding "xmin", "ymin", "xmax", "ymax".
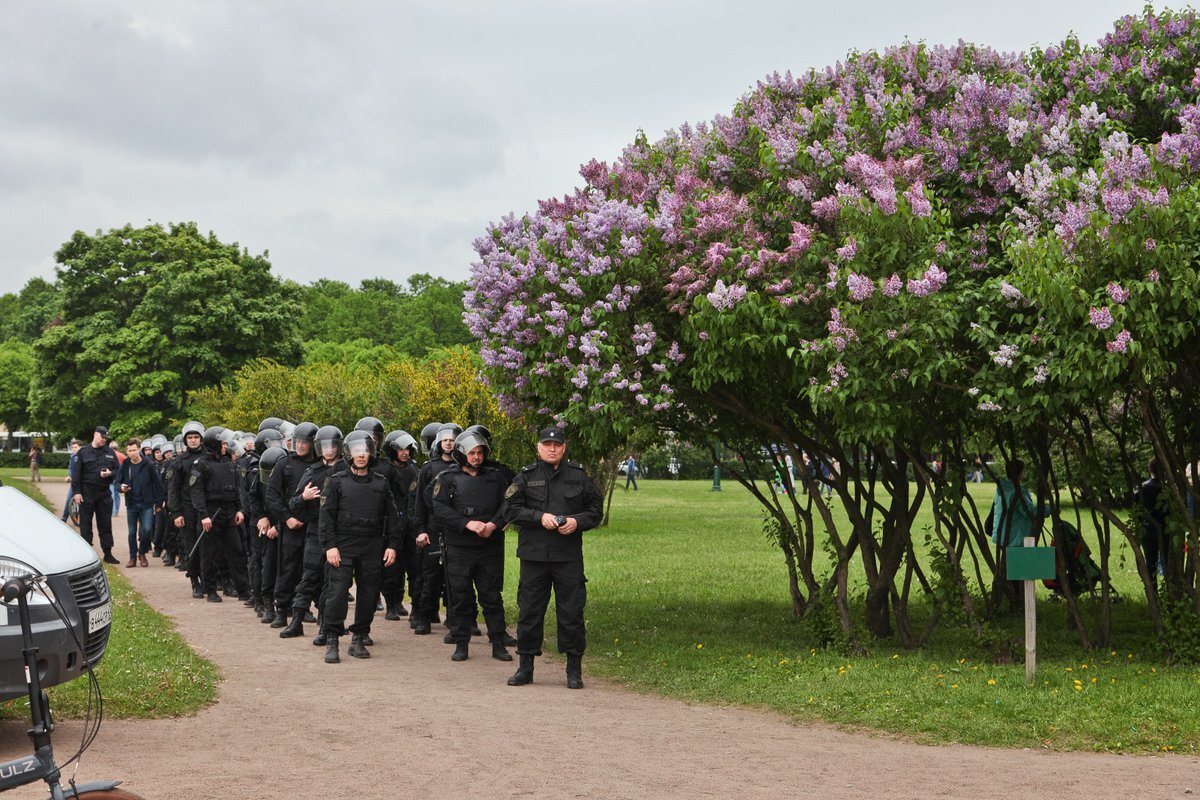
[{"xmin": 118, "ymin": 437, "xmax": 165, "ymax": 567}]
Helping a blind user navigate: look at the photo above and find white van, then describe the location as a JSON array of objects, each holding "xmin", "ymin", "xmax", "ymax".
[{"xmin": 0, "ymin": 486, "xmax": 112, "ymax": 700}]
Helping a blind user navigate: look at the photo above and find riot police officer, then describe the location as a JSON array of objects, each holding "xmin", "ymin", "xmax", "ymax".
[
  {"xmin": 430, "ymin": 430, "xmax": 512, "ymax": 662},
  {"xmin": 265, "ymin": 421, "xmax": 319, "ymax": 629},
  {"xmin": 412, "ymin": 423, "xmax": 461, "ymax": 635},
  {"xmin": 318, "ymin": 431, "xmax": 402, "ymax": 663},
  {"xmin": 501, "ymin": 427, "xmax": 602, "ymax": 689},
  {"xmin": 382, "ymin": 430, "xmax": 420, "ymax": 619},
  {"xmin": 279, "ymin": 425, "xmax": 343, "ymax": 642},
  {"xmin": 167, "ymin": 421, "xmax": 207, "ymax": 596},
  {"xmin": 188, "ymin": 426, "xmax": 251, "ymax": 603}
]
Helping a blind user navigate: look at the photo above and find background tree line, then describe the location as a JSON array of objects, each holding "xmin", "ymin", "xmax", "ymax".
[{"xmin": 0, "ymin": 221, "xmax": 476, "ymax": 442}]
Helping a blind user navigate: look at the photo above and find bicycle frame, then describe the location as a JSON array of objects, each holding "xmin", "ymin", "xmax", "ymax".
[{"xmin": 0, "ymin": 574, "xmax": 123, "ymax": 799}]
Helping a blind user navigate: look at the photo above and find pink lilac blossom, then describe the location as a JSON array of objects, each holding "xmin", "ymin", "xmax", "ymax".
[
  {"xmin": 1106, "ymin": 282, "xmax": 1130, "ymax": 303},
  {"xmin": 1107, "ymin": 329, "xmax": 1133, "ymax": 352},
  {"xmin": 706, "ymin": 280, "xmax": 747, "ymax": 311},
  {"xmin": 847, "ymin": 272, "xmax": 875, "ymax": 301},
  {"xmin": 1089, "ymin": 306, "xmax": 1114, "ymax": 329},
  {"xmin": 906, "ymin": 264, "xmax": 947, "ymax": 297}
]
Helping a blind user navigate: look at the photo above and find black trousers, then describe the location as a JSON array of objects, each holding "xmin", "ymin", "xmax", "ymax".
[
  {"xmin": 177, "ymin": 508, "xmax": 201, "ymax": 579},
  {"xmin": 516, "ymin": 558, "xmax": 586, "ymax": 656},
  {"xmin": 401, "ymin": 530, "xmax": 420, "ymax": 604},
  {"xmin": 414, "ymin": 545, "xmax": 445, "ymax": 624},
  {"xmin": 273, "ymin": 528, "xmax": 307, "ymax": 613},
  {"xmin": 200, "ymin": 515, "xmax": 249, "ymax": 595},
  {"xmin": 77, "ymin": 490, "xmax": 115, "ymax": 552},
  {"xmin": 290, "ymin": 533, "xmax": 327, "ymax": 615},
  {"xmin": 323, "ymin": 537, "xmax": 383, "ymax": 637},
  {"xmin": 446, "ymin": 545, "xmax": 505, "ymax": 643},
  {"xmin": 261, "ymin": 529, "xmax": 280, "ymax": 608},
  {"xmin": 380, "ymin": 558, "xmax": 404, "ymax": 606}
]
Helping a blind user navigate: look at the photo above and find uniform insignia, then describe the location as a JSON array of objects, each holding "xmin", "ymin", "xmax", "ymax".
[
  {"xmin": 189, "ymin": 473, "xmax": 198, "ymax": 486},
  {"xmin": 528, "ymin": 480, "xmax": 546, "ymax": 487},
  {"xmin": 432, "ymin": 482, "xmax": 441, "ymax": 497},
  {"xmin": 409, "ymin": 480, "xmax": 418, "ymax": 492},
  {"xmin": 320, "ymin": 495, "xmax": 327, "ymax": 507},
  {"xmin": 504, "ymin": 484, "xmax": 518, "ymax": 499}
]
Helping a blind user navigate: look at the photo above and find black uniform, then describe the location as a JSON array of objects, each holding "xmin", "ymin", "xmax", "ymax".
[
  {"xmin": 167, "ymin": 447, "xmax": 205, "ymax": 580},
  {"xmin": 392, "ymin": 459, "xmax": 421, "ymax": 608},
  {"xmin": 431, "ymin": 463, "xmax": 510, "ymax": 644},
  {"xmin": 189, "ymin": 452, "xmax": 251, "ymax": 597},
  {"xmin": 375, "ymin": 458, "xmax": 411, "ymax": 611},
  {"xmin": 318, "ymin": 468, "xmax": 403, "ymax": 637},
  {"xmin": 287, "ymin": 458, "xmax": 344, "ymax": 620},
  {"xmin": 246, "ymin": 458, "xmax": 280, "ymax": 613},
  {"xmin": 412, "ymin": 455, "xmax": 458, "ymax": 627},
  {"xmin": 266, "ymin": 449, "xmax": 318, "ymax": 617},
  {"xmin": 71, "ymin": 442, "xmax": 119, "ymax": 555},
  {"xmin": 501, "ymin": 459, "xmax": 602, "ymax": 656},
  {"xmin": 239, "ymin": 450, "xmax": 267, "ymax": 606}
]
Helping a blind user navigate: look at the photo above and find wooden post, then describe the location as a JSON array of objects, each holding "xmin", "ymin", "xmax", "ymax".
[{"xmin": 1024, "ymin": 535, "xmax": 1036, "ymax": 685}]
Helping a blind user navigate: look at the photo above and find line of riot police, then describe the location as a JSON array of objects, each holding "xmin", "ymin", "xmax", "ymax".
[{"xmin": 139, "ymin": 416, "xmax": 601, "ymax": 687}]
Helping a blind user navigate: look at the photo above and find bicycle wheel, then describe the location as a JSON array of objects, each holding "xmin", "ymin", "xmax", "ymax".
[{"xmin": 73, "ymin": 790, "xmax": 149, "ymax": 799}]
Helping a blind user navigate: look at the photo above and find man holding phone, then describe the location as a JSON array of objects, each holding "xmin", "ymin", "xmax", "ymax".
[
  {"xmin": 117, "ymin": 437, "xmax": 165, "ymax": 567},
  {"xmin": 72, "ymin": 425, "xmax": 121, "ymax": 564}
]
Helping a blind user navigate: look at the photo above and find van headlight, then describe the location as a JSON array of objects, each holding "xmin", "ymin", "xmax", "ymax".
[{"xmin": 0, "ymin": 557, "xmax": 55, "ymax": 606}]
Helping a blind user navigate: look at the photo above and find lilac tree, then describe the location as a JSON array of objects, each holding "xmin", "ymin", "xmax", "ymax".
[{"xmin": 468, "ymin": 8, "xmax": 1200, "ymax": 654}]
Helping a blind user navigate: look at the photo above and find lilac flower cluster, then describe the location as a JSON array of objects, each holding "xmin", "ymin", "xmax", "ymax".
[{"xmin": 464, "ymin": 6, "xmax": 1200, "ymax": 434}]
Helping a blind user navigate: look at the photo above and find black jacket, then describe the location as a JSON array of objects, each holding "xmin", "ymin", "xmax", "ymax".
[
  {"xmin": 317, "ymin": 468, "xmax": 403, "ymax": 551},
  {"xmin": 501, "ymin": 459, "xmax": 602, "ymax": 561},
  {"xmin": 430, "ymin": 463, "xmax": 509, "ymax": 549},
  {"xmin": 72, "ymin": 444, "xmax": 119, "ymax": 496}
]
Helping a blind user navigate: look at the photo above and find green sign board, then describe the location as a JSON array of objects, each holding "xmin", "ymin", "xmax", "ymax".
[{"xmin": 1006, "ymin": 547, "xmax": 1056, "ymax": 581}]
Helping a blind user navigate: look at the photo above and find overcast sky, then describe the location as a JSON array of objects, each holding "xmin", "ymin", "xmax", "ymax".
[{"xmin": 0, "ymin": 0, "xmax": 1145, "ymax": 294}]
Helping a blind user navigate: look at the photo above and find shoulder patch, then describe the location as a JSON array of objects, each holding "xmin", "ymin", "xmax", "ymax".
[
  {"xmin": 188, "ymin": 473, "xmax": 198, "ymax": 486},
  {"xmin": 504, "ymin": 484, "xmax": 518, "ymax": 499},
  {"xmin": 409, "ymin": 479, "xmax": 418, "ymax": 493}
]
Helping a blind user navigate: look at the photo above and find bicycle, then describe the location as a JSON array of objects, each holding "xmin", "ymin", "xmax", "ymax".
[{"xmin": 0, "ymin": 573, "xmax": 145, "ymax": 799}]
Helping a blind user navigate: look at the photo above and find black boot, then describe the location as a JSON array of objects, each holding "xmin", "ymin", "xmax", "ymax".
[
  {"xmin": 206, "ymin": 590, "xmax": 223, "ymax": 603},
  {"xmin": 325, "ymin": 635, "xmax": 340, "ymax": 664},
  {"xmin": 269, "ymin": 609, "xmax": 288, "ymax": 629},
  {"xmin": 348, "ymin": 634, "xmax": 370, "ymax": 659},
  {"xmin": 385, "ymin": 603, "xmax": 401, "ymax": 621},
  {"xmin": 243, "ymin": 593, "xmax": 258, "ymax": 608},
  {"xmin": 312, "ymin": 623, "xmax": 328, "ymax": 647},
  {"xmin": 190, "ymin": 577, "xmax": 204, "ymax": 599},
  {"xmin": 502, "ymin": 631, "xmax": 518, "ymax": 647},
  {"xmin": 451, "ymin": 641, "xmax": 469, "ymax": 662},
  {"xmin": 566, "ymin": 653, "xmax": 584, "ymax": 690},
  {"xmin": 102, "ymin": 550, "xmax": 120, "ymax": 565},
  {"xmin": 304, "ymin": 610, "xmax": 317, "ymax": 623},
  {"xmin": 508, "ymin": 654, "xmax": 534, "ymax": 685},
  {"xmin": 162, "ymin": 553, "xmax": 176, "ymax": 567},
  {"xmin": 259, "ymin": 603, "xmax": 275, "ymax": 623},
  {"xmin": 414, "ymin": 618, "xmax": 431, "ymax": 635},
  {"xmin": 279, "ymin": 611, "xmax": 305, "ymax": 639},
  {"xmin": 396, "ymin": 604, "xmax": 409, "ymax": 617},
  {"xmin": 492, "ymin": 641, "xmax": 513, "ymax": 662},
  {"xmin": 443, "ymin": 631, "xmax": 455, "ymax": 644}
]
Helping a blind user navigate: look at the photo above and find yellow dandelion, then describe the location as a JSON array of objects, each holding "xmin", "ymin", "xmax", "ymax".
[
  {"xmin": 951, "ymin": 683, "xmax": 959, "ymax": 689},
  {"xmin": 1091, "ymin": 677, "xmax": 1097, "ymax": 684},
  {"xmin": 987, "ymin": 678, "xmax": 997, "ymax": 686},
  {"xmin": 696, "ymin": 643, "xmax": 703, "ymax": 649}
]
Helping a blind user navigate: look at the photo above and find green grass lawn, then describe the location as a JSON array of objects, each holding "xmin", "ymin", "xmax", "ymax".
[
  {"xmin": 529, "ymin": 479, "xmax": 1200, "ymax": 754},
  {"xmin": 4, "ymin": 468, "xmax": 1195, "ymax": 751},
  {"xmin": 0, "ymin": 468, "xmax": 220, "ymax": 720}
]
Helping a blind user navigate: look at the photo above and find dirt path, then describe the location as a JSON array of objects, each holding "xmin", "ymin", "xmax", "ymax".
[{"xmin": 2, "ymin": 480, "xmax": 1196, "ymax": 799}]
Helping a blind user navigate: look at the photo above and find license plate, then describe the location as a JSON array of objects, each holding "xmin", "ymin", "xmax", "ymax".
[{"xmin": 87, "ymin": 602, "xmax": 112, "ymax": 634}]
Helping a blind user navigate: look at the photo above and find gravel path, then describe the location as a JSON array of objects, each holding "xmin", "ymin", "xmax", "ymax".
[{"xmin": 1, "ymin": 479, "xmax": 1196, "ymax": 799}]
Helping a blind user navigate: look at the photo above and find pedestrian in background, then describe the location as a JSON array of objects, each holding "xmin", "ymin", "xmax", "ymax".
[{"xmin": 28, "ymin": 446, "xmax": 42, "ymax": 483}]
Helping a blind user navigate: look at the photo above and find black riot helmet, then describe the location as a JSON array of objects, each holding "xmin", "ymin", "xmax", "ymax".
[
  {"xmin": 419, "ymin": 422, "xmax": 443, "ymax": 454},
  {"xmin": 452, "ymin": 430, "xmax": 490, "ymax": 466},
  {"xmin": 354, "ymin": 417, "xmax": 385, "ymax": 449},
  {"xmin": 293, "ymin": 422, "xmax": 319, "ymax": 447},
  {"xmin": 315, "ymin": 425, "xmax": 343, "ymax": 461},
  {"xmin": 259, "ymin": 446, "xmax": 288, "ymax": 484},
  {"xmin": 463, "ymin": 425, "xmax": 494, "ymax": 447},
  {"xmin": 258, "ymin": 417, "xmax": 285, "ymax": 433},
  {"xmin": 383, "ymin": 430, "xmax": 418, "ymax": 462},
  {"xmin": 255, "ymin": 428, "xmax": 285, "ymax": 453},
  {"xmin": 435, "ymin": 423, "xmax": 462, "ymax": 455},
  {"xmin": 278, "ymin": 421, "xmax": 296, "ymax": 450},
  {"xmin": 342, "ymin": 429, "xmax": 377, "ymax": 467},
  {"xmin": 202, "ymin": 426, "xmax": 227, "ymax": 456}
]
